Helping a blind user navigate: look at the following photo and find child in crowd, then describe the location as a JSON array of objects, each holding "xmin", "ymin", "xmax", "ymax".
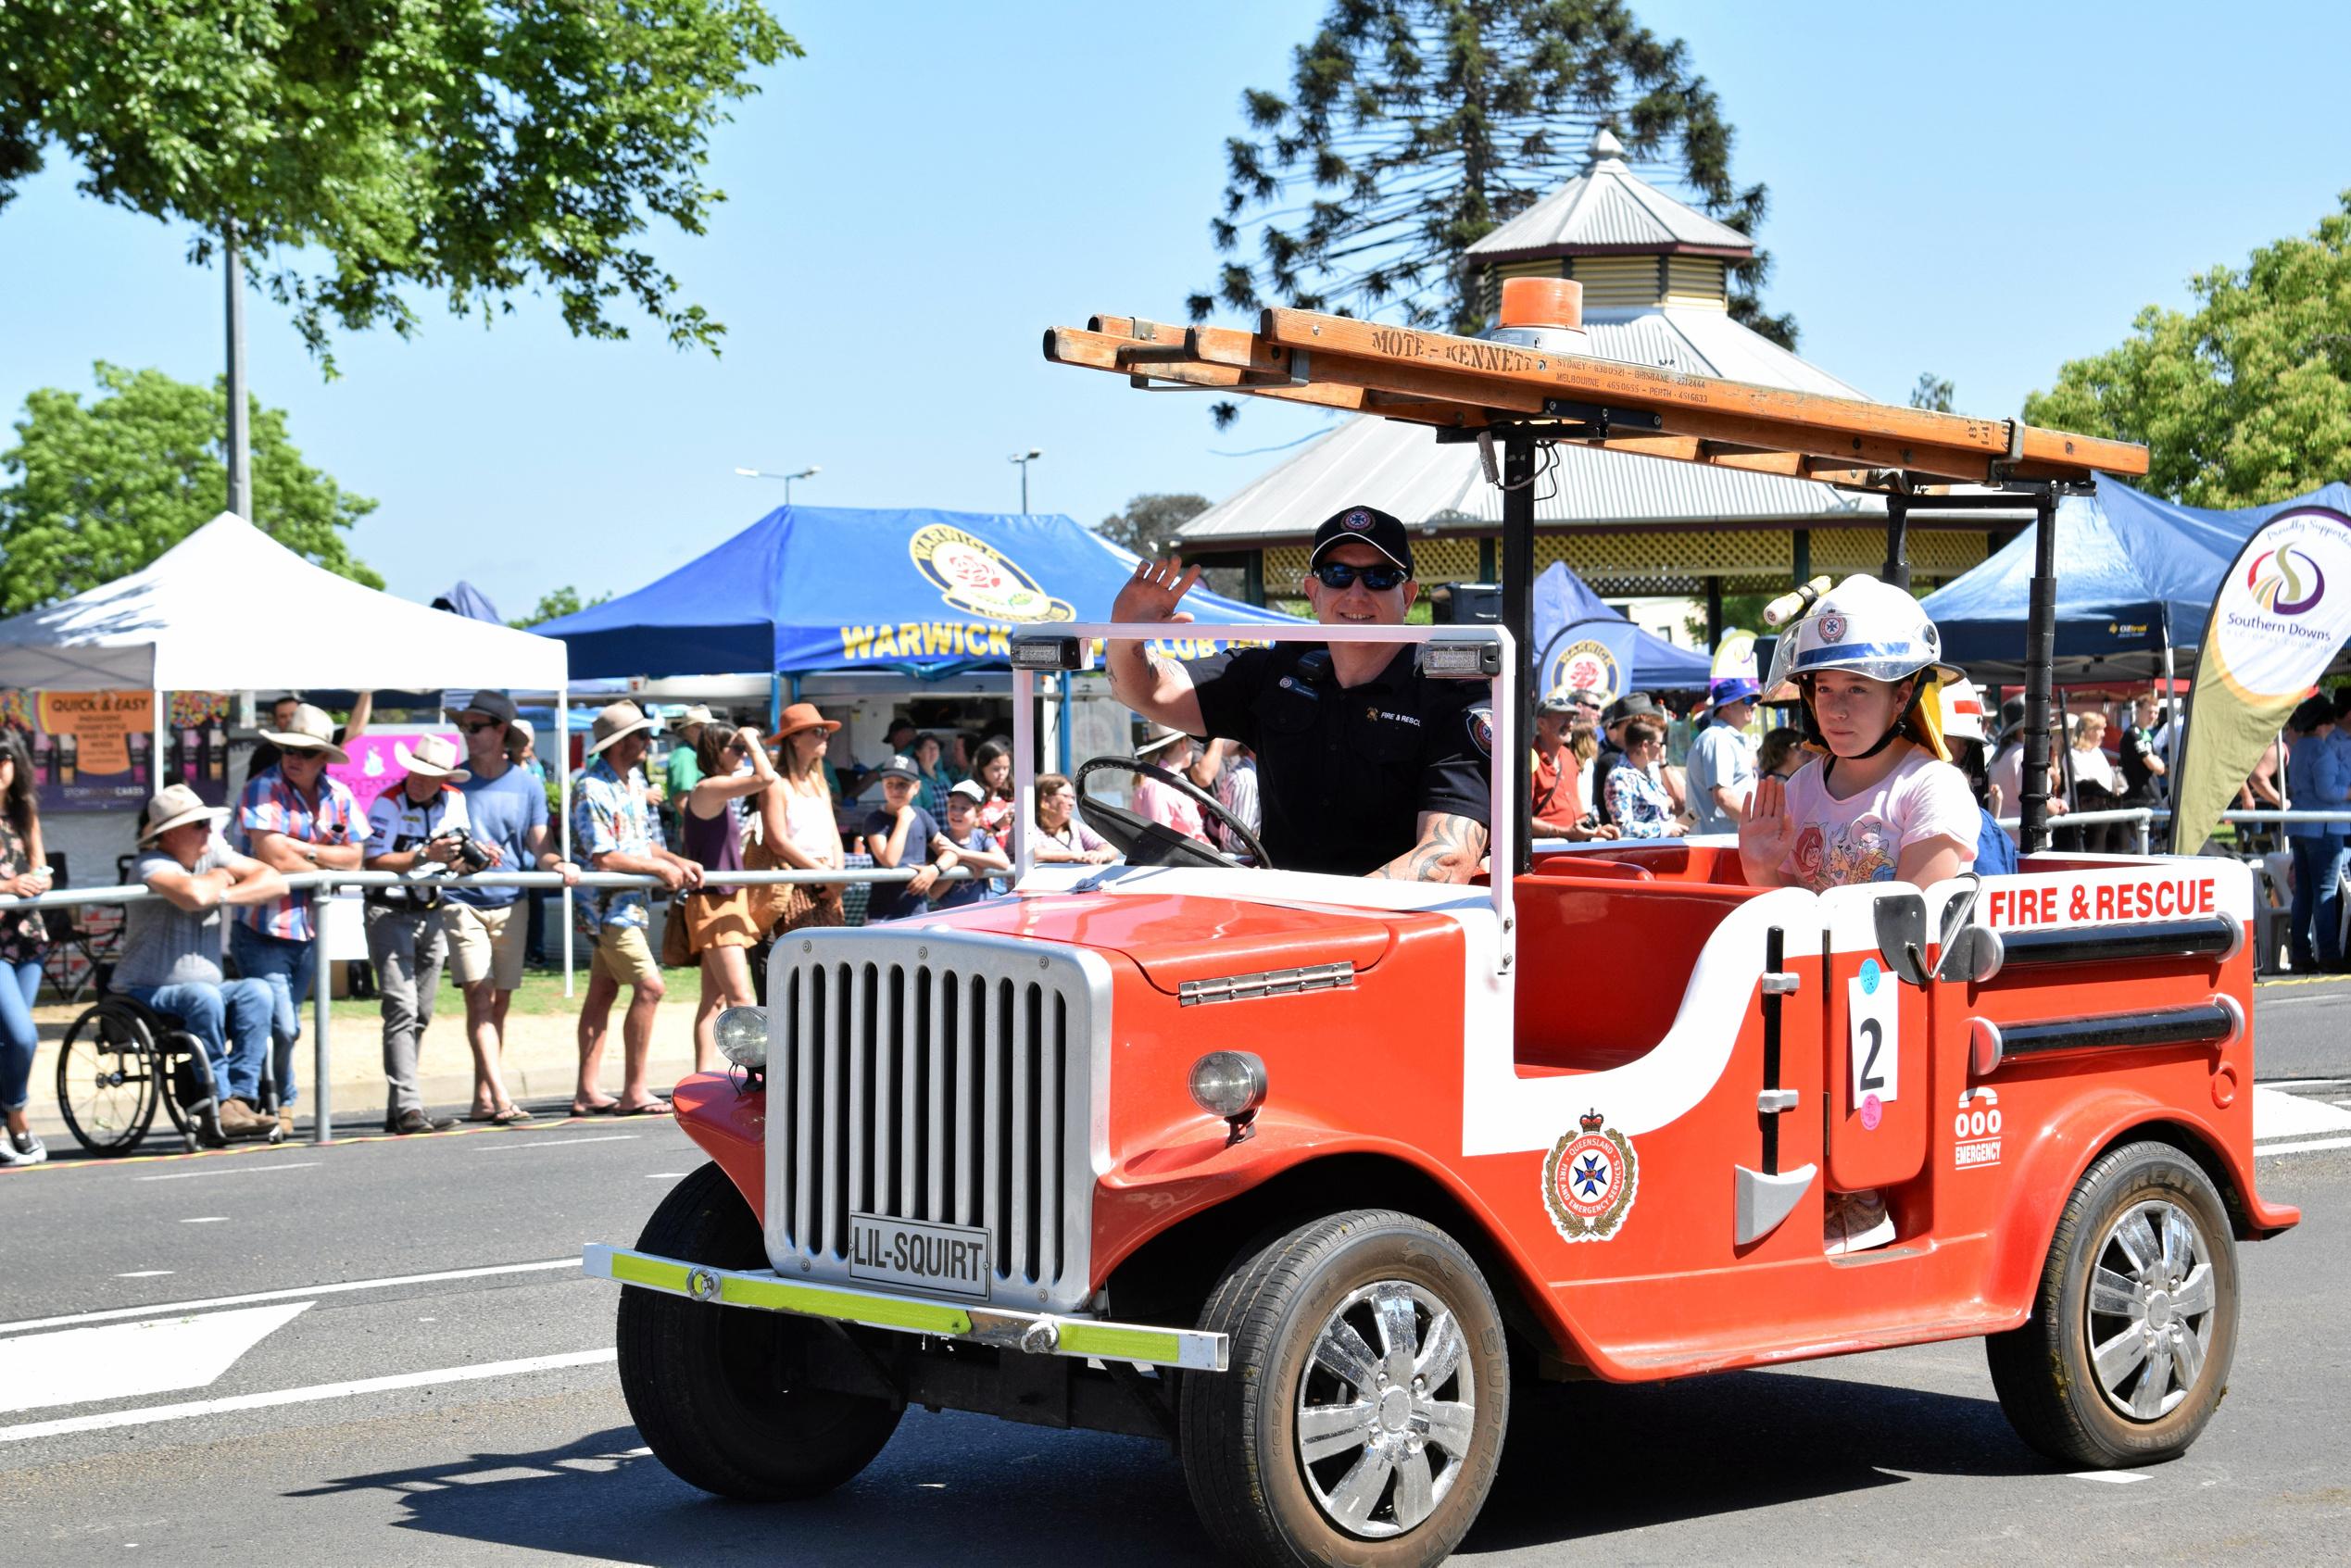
[
  {"xmin": 1739, "ymin": 575, "xmax": 1979, "ymax": 1254},
  {"xmin": 928, "ymin": 782, "xmax": 1014, "ymax": 910}
]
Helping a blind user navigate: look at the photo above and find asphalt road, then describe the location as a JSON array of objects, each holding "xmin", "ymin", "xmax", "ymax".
[
  {"xmin": 4, "ymin": 1082, "xmax": 2346, "ymax": 1568},
  {"xmin": 2251, "ymin": 973, "xmax": 2351, "ymax": 1080}
]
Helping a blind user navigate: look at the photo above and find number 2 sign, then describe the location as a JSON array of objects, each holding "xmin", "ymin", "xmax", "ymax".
[{"xmin": 1847, "ymin": 959, "xmax": 1901, "ymax": 1123}]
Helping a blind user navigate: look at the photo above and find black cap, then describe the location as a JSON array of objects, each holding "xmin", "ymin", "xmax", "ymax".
[
  {"xmin": 447, "ymin": 689, "xmax": 519, "ymax": 729},
  {"xmin": 1603, "ymin": 693, "xmax": 1663, "ymax": 725},
  {"xmin": 1308, "ymin": 504, "xmax": 1414, "ymax": 576}
]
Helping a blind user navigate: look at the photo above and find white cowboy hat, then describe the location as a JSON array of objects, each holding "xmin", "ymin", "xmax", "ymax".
[
  {"xmin": 258, "ymin": 702, "xmax": 351, "ymax": 765},
  {"xmin": 398, "ymin": 734, "xmax": 471, "ymax": 782},
  {"xmin": 139, "ymin": 783, "xmax": 227, "ymax": 845},
  {"xmin": 587, "ymin": 700, "xmax": 656, "ymax": 757}
]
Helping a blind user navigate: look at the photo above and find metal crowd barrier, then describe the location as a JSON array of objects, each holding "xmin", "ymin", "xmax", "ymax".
[{"xmin": 0, "ymin": 865, "xmax": 973, "ymax": 1148}]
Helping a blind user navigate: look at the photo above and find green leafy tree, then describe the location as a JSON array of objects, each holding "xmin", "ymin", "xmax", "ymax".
[
  {"xmin": 1909, "ymin": 372, "xmax": 1954, "ymax": 412},
  {"xmin": 1095, "ymin": 493, "xmax": 1212, "ymax": 558},
  {"xmin": 0, "ymin": 362, "xmax": 378, "ymax": 613},
  {"xmin": 0, "ymin": 2, "xmax": 799, "ymax": 365},
  {"xmin": 1197, "ymin": 0, "xmax": 1792, "ymax": 360},
  {"xmin": 509, "ymin": 585, "xmax": 611, "ymax": 629},
  {"xmin": 2024, "ymin": 194, "xmax": 2351, "ymax": 508},
  {"xmin": 1095, "ymin": 493, "xmax": 1251, "ymax": 598}
]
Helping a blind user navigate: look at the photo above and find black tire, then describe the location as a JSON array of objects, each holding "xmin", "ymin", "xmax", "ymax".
[
  {"xmin": 1986, "ymin": 1140, "xmax": 2239, "ymax": 1468},
  {"xmin": 1179, "ymin": 1210, "xmax": 1510, "ymax": 1568},
  {"xmin": 54, "ymin": 1006, "xmax": 160, "ymax": 1156},
  {"xmin": 615, "ymin": 1162, "xmax": 902, "ymax": 1500}
]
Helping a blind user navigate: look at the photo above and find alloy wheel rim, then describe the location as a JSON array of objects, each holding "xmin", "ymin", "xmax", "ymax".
[
  {"xmin": 1295, "ymin": 1278, "xmax": 1477, "ymax": 1538},
  {"xmin": 2086, "ymin": 1197, "xmax": 2217, "ymax": 1421}
]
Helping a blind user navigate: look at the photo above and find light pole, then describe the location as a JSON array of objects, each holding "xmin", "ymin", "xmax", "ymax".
[
  {"xmin": 735, "ymin": 465, "xmax": 821, "ymax": 505},
  {"xmin": 1008, "ymin": 448, "xmax": 1043, "ymax": 513}
]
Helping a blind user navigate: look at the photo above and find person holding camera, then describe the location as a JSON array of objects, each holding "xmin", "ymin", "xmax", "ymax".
[
  {"xmin": 446, "ymin": 689, "xmax": 580, "ymax": 1122},
  {"xmin": 360, "ymin": 734, "xmax": 474, "ymax": 1134}
]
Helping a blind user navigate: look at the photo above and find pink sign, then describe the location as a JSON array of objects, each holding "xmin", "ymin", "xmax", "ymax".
[{"xmin": 328, "ymin": 731, "xmax": 463, "ymax": 816}]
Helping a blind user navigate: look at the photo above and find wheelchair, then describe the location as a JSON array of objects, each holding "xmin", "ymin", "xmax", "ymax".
[{"xmin": 54, "ymin": 991, "xmax": 285, "ymax": 1156}]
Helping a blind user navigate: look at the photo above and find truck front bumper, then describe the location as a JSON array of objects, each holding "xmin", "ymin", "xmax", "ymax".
[{"xmin": 584, "ymin": 1244, "xmax": 1228, "ymax": 1373}]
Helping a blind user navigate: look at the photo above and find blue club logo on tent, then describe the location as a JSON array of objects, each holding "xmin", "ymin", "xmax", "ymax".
[{"xmin": 910, "ymin": 524, "xmax": 1075, "ymax": 623}]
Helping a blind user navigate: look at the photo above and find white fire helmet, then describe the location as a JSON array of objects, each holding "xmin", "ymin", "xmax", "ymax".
[
  {"xmin": 1764, "ymin": 574, "xmax": 1962, "ymax": 695},
  {"xmin": 1938, "ymin": 677, "xmax": 1990, "ymax": 744}
]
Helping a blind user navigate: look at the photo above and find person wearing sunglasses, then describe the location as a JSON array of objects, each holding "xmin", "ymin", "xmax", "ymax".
[{"xmin": 1106, "ymin": 504, "xmax": 1490, "ymax": 883}]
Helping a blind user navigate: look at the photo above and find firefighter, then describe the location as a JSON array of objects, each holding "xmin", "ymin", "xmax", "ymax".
[{"xmin": 1106, "ymin": 505, "xmax": 1490, "ymax": 882}]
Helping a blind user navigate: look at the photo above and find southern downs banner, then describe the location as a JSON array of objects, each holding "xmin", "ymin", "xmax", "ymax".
[{"xmin": 2170, "ymin": 505, "xmax": 2351, "ymax": 853}]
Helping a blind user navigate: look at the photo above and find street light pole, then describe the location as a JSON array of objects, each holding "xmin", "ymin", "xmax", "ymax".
[
  {"xmin": 224, "ymin": 220, "xmax": 251, "ymax": 519},
  {"xmin": 1009, "ymin": 448, "xmax": 1043, "ymax": 513},
  {"xmin": 735, "ymin": 465, "xmax": 820, "ymax": 504}
]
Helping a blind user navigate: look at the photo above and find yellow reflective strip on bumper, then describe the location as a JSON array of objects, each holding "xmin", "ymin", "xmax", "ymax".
[
  {"xmin": 1056, "ymin": 1323, "xmax": 1184, "ymax": 1365},
  {"xmin": 719, "ymin": 1273, "xmax": 974, "ymax": 1336},
  {"xmin": 610, "ymin": 1252, "xmax": 693, "ymax": 1293}
]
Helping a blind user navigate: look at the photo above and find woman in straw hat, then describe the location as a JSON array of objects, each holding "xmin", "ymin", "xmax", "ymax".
[
  {"xmin": 753, "ymin": 703, "xmax": 849, "ymax": 937},
  {"xmin": 675, "ymin": 720, "xmax": 779, "ymax": 1073}
]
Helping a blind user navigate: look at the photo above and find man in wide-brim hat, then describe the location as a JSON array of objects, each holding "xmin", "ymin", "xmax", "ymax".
[
  {"xmin": 118, "ymin": 784, "xmax": 287, "ymax": 1141},
  {"xmin": 442, "ymin": 689, "xmax": 580, "ymax": 1123},
  {"xmin": 234, "ymin": 702, "xmax": 365, "ymax": 1136},
  {"xmin": 358, "ymin": 733, "xmax": 476, "ymax": 1135},
  {"xmin": 571, "ymin": 701, "xmax": 703, "ymax": 1117}
]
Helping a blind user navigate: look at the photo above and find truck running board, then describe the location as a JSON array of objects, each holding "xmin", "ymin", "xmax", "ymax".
[
  {"xmin": 583, "ymin": 1244, "xmax": 1229, "ymax": 1373},
  {"xmin": 1734, "ymin": 1163, "xmax": 1817, "ymax": 1247}
]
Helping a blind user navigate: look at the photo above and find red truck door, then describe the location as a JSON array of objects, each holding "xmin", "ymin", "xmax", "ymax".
[{"xmin": 1820, "ymin": 886, "xmax": 1935, "ymax": 1191}]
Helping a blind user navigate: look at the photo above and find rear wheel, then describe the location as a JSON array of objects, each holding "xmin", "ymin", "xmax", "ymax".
[
  {"xmin": 1986, "ymin": 1140, "xmax": 2238, "ymax": 1468},
  {"xmin": 615, "ymin": 1162, "xmax": 902, "ymax": 1499},
  {"xmin": 54, "ymin": 1007, "xmax": 160, "ymax": 1156},
  {"xmin": 1180, "ymin": 1210, "xmax": 1510, "ymax": 1568}
]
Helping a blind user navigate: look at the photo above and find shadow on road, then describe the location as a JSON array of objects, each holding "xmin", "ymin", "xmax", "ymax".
[{"xmin": 287, "ymin": 1361, "xmax": 2049, "ymax": 1564}]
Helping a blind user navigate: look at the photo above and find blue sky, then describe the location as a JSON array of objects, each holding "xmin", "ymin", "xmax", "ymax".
[{"xmin": 3, "ymin": 1, "xmax": 2345, "ymax": 615}]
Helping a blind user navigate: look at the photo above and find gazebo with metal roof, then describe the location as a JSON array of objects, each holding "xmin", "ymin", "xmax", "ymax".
[{"xmin": 1168, "ymin": 130, "xmax": 2020, "ymax": 630}]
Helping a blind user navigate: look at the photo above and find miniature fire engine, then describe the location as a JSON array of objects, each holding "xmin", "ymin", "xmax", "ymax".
[{"xmin": 585, "ymin": 284, "xmax": 2297, "ymax": 1568}]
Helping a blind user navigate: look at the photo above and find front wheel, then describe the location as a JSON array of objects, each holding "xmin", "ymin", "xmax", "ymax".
[
  {"xmin": 615, "ymin": 1162, "xmax": 902, "ymax": 1499},
  {"xmin": 1180, "ymin": 1210, "xmax": 1510, "ymax": 1568},
  {"xmin": 1985, "ymin": 1140, "xmax": 2239, "ymax": 1468}
]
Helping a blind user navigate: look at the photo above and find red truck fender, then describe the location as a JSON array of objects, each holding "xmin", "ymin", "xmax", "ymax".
[{"xmin": 1981, "ymin": 1087, "xmax": 2299, "ymax": 1317}]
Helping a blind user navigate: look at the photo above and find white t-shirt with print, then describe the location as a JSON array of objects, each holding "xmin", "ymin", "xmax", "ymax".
[{"xmin": 1778, "ymin": 748, "xmax": 1979, "ymax": 892}]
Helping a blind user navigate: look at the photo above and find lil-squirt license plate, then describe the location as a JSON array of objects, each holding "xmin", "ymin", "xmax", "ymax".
[{"xmin": 848, "ymin": 1213, "xmax": 993, "ymax": 1299}]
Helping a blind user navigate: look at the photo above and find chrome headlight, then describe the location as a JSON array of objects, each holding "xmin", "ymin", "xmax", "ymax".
[
  {"xmin": 714, "ymin": 1006, "xmax": 770, "ymax": 1071},
  {"xmin": 1188, "ymin": 1050, "xmax": 1268, "ymax": 1122}
]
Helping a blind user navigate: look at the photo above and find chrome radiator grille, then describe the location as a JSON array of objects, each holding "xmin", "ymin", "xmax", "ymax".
[{"xmin": 764, "ymin": 935, "xmax": 1106, "ymax": 1312}]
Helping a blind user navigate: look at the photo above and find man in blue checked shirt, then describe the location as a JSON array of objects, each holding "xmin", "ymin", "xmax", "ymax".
[
  {"xmin": 235, "ymin": 703, "xmax": 364, "ymax": 1135},
  {"xmin": 570, "ymin": 701, "xmax": 703, "ymax": 1116}
]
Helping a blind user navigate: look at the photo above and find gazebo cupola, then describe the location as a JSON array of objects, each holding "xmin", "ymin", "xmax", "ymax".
[{"xmin": 1465, "ymin": 128, "xmax": 1754, "ymax": 319}]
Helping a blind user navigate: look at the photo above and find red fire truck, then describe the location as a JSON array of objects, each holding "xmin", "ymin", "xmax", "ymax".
[{"xmin": 585, "ymin": 297, "xmax": 2298, "ymax": 1568}]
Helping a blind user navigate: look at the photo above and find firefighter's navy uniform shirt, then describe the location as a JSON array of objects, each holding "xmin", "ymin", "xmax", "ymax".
[{"xmin": 1181, "ymin": 643, "xmax": 1490, "ymax": 875}]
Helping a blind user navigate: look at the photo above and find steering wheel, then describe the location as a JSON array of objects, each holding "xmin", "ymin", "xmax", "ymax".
[{"xmin": 1074, "ymin": 755, "xmax": 1272, "ymax": 870}]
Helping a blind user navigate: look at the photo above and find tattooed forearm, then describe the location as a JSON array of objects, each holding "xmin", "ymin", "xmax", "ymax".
[{"xmin": 1369, "ymin": 813, "xmax": 1490, "ymax": 884}]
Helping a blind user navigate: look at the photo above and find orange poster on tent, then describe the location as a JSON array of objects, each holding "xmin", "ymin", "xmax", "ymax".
[{"xmin": 36, "ymin": 690, "xmax": 153, "ymax": 778}]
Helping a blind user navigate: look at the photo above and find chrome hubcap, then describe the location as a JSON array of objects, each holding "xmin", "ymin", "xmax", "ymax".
[
  {"xmin": 2086, "ymin": 1198, "xmax": 2217, "ymax": 1421},
  {"xmin": 1295, "ymin": 1280, "xmax": 1477, "ymax": 1539}
]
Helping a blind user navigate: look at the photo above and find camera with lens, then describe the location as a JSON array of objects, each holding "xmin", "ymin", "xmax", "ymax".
[{"xmin": 434, "ymin": 826, "xmax": 496, "ymax": 873}]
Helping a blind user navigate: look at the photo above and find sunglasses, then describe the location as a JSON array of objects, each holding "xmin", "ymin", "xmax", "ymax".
[
  {"xmin": 463, "ymin": 719, "xmax": 505, "ymax": 734},
  {"xmin": 1312, "ymin": 560, "xmax": 1408, "ymax": 591}
]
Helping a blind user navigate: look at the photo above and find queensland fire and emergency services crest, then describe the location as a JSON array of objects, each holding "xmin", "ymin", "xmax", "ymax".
[
  {"xmin": 909, "ymin": 524, "xmax": 1075, "ymax": 622},
  {"xmin": 1542, "ymin": 1110, "xmax": 1638, "ymax": 1242}
]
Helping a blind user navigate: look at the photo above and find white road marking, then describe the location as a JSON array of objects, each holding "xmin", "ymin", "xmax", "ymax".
[
  {"xmin": 0, "ymin": 1348, "xmax": 616, "ymax": 1445},
  {"xmin": 179, "ymin": 1217, "xmax": 229, "ymax": 1224},
  {"xmin": 645, "ymin": 1172, "xmax": 688, "ymax": 1179},
  {"xmin": 0, "ymin": 1302, "xmax": 312, "ymax": 1415},
  {"xmin": 0, "ymin": 1258, "xmax": 579, "ymax": 1337},
  {"xmin": 114, "ymin": 1272, "xmax": 173, "ymax": 1280},
  {"xmin": 472, "ymin": 1135, "xmax": 642, "ymax": 1152},
  {"xmin": 2257, "ymin": 1077, "xmax": 2351, "ymax": 1090},
  {"xmin": 2069, "ymin": 1471, "xmax": 2149, "ymax": 1485},
  {"xmin": 2256, "ymin": 1135, "xmax": 2351, "ymax": 1159},
  {"xmin": 138, "ymin": 1161, "xmax": 320, "ymax": 1182},
  {"xmin": 2251, "ymin": 1085, "xmax": 2351, "ymax": 1141}
]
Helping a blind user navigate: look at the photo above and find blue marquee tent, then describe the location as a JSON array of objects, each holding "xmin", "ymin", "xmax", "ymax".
[
  {"xmin": 1530, "ymin": 560, "xmax": 1712, "ymax": 696},
  {"xmin": 1919, "ymin": 480, "xmax": 2351, "ymax": 681},
  {"xmin": 538, "ymin": 506, "xmax": 1300, "ymax": 679}
]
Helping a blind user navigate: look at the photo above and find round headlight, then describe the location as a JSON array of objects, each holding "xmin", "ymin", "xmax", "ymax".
[
  {"xmin": 1188, "ymin": 1050, "xmax": 1268, "ymax": 1121},
  {"xmin": 714, "ymin": 1006, "xmax": 770, "ymax": 1071}
]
